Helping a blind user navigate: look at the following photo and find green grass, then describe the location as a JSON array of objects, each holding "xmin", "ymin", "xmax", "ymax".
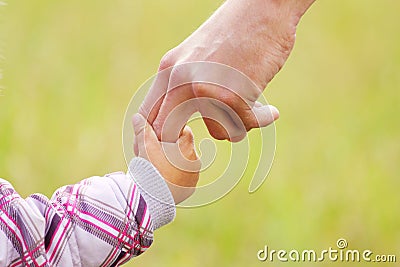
[{"xmin": 1, "ymin": 0, "xmax": 399, "ymax": 266}]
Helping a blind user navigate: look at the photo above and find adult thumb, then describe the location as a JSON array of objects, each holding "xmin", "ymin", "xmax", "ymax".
[{"xmin": 252, "ymin": 104, "xmax": 280, "ymax": 128}]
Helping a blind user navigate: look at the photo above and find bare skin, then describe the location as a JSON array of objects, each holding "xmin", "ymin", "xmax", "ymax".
[
  {"xmin": 136, "ymin": 0, "xmax": 315, "ymax": 201},
  {"xmin": 133, "ymin": 113, "xmax": 200, "ymax": 204},
  {"xmin": 140, "ymin": 0, "xmax": 315, "ymax": 142}
]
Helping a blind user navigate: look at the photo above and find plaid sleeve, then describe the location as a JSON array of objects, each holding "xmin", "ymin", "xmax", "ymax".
[{"xmin": 0, "ymin": 158, "xmax": 176, "ymax": 267}]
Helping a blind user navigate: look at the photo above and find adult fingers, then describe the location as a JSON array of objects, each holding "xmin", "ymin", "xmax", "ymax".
[
  {"xmin": 138, "ymin": 67, "xmax": 172, "ymax": 124},
  {"xmin": 198, "ymin": 97, "xmax": 247, "ymax": 141},
  {"xmin": 152, "ymin": 84, "xmax": 197, "ymax": 142},
  {"xmin": 193, "ymin": 83, "xmax": 255, "ymax": 141}
]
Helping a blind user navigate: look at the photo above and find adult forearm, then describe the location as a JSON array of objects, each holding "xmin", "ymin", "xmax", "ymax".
[{"xmin": 223, "ymin": 0, "xmax": 315, "ymax": 18}]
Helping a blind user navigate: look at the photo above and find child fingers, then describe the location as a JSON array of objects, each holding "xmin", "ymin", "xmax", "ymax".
[
  {"xmin": 179, "ymin": 125, "xmax": 194, "ymax": 145},
  {"xmin": 134, "ymin": 139, "xmax": 139, "ymax": 156},
  {"xmin": 132, "ymin": 113, "xmax": 160, "ymax": 157},
  {"xmin": 132, "ymin": 113, "xmax": 146, "ymax": 137},
  {"xmin": 132, "ymin": 114, "xmax": 147, "ymax": 157},
  {"xmin": 177, "ymin": 125, "xmax": 199, "ymax": 162}
]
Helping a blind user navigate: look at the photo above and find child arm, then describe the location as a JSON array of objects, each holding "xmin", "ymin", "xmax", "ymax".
[
  {"xmin": 0, "ymin": 157, "xmax": 175, "ymax": 266},
  {"xmin": 0, "ymin": 114, "xmax": 199, "ymax": 266}
]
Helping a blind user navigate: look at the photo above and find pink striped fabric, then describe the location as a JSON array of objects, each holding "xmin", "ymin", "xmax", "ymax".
[{"xmin": 0, "ymin": 171, "xmax": 153, "ymax": 266}]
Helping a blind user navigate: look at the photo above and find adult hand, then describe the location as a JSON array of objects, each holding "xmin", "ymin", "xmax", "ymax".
[{"xmin": 140, "ymin": 0, "xmax": 315, "ymax": 142}]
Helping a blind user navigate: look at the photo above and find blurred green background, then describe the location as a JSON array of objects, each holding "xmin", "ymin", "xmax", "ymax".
[{"xmin": 1, "ymin": 0, "xmax": 399, "ymax": 266}]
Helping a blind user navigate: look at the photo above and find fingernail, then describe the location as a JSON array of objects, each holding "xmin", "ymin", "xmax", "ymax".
[{"xmin": 270, "ymin": 106, "xmax": 280, "ymax": 120}]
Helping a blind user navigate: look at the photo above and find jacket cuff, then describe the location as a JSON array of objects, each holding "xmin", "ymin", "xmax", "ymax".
[{"xmin": 127, "ymin": 157, "xmax": 176, "ymax": 230}]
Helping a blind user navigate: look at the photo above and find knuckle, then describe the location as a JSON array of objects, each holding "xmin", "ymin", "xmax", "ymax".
[
  {"xmin": 192, "ymin": 83, "xmax": 210, "ymax": 98},
  {"xmin": 159, "ymin": 49, "xmax": 175, "ymax": 71},
  {"xmin": 275, "ymin": 33, "xmax": 295, "ymax": 57},
  {"xmin": 243, "ymin": 114, "xmax": 259, "ymax": 131},
  {"xmin": 168, "ymin": 66, "xmax": 183, "ymax": 84},
  {"xmin": 138, "ymin": 105, "xmax": 149, "ymax": 118}
]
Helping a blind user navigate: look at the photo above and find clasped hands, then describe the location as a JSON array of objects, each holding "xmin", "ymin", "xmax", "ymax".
[
  {"xmin": 133, "ymin": 62, "xmax": 279, "ymax": 204},
  {"xmin": 132, "ymin": 0, "xmax": 314, "ymax": 204}
]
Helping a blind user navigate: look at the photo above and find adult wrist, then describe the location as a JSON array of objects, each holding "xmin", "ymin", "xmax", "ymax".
[
  {"xmin": 227, "ymin": 0, "xmax": 314, "ymax": 35},
  {"xmin": 267, "ymin": 0, "xmax": 316, "ymax": 19}
]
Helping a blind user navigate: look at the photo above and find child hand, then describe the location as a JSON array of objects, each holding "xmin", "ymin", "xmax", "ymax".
[{"xmin": 132, "ymin": 113, "xmax": 200, "ymax": 204}]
